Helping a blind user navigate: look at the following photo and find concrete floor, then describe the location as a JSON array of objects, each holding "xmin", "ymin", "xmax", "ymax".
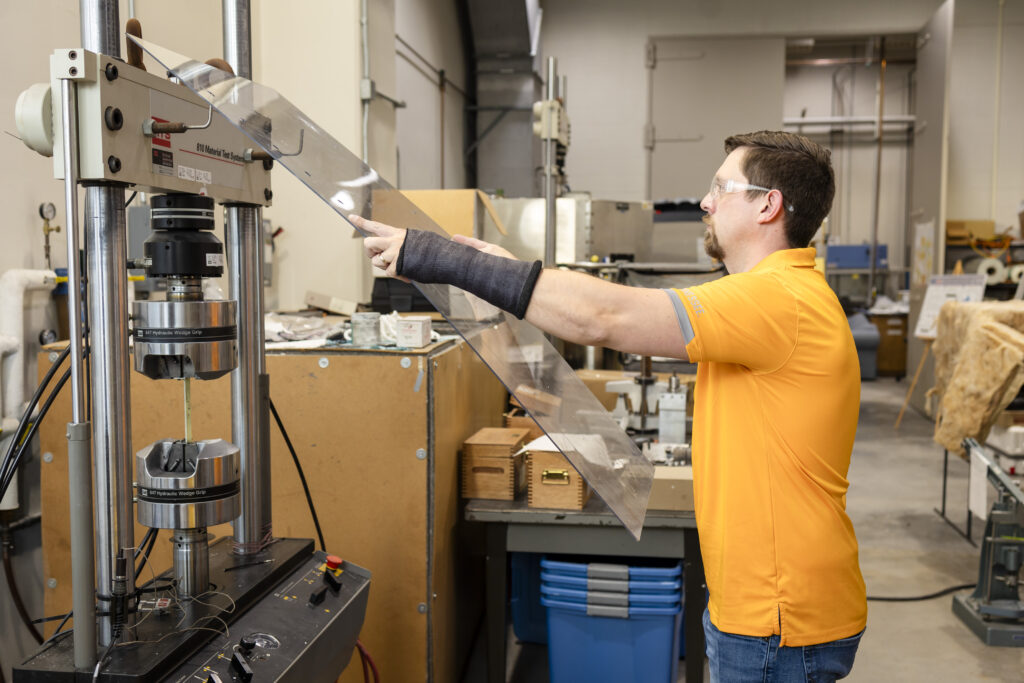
[{"xmin": 464, "ymin": 379, "xmax": 1024, "ymax": 682}]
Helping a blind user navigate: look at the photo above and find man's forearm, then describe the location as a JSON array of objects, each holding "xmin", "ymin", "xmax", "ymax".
[{"xmin": 391, "ymin": 228, "xmax": 687, "ymax": 359}]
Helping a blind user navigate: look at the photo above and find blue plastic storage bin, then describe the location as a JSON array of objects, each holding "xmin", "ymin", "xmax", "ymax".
[
  {"xmin": 542, "ymin": 596, "xmax": 682, "ymax": 683},
  {"xmin": 541, "ymin": 557, "xmax": 682, "ymax": 581},
  {"xmin": 540, "ymin": 571, "xmax": 681, "ymax": 594},
  {"xmin": 510, "ymin": 552, "xmax": 548, "ymax": 644},
  {"xmin": 541, "ymin": 584, "xmax": 680, "ymax": 607}
]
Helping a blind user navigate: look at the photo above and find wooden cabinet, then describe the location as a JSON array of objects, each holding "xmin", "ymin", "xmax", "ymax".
[{"xmin": 869, "ymin": 313, "xmax": 908, "ymax": 378}]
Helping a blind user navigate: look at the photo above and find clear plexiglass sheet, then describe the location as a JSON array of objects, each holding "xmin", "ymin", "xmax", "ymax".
[{"xmin": 130, "ymin": 36, "xmax": 653, "ymax": 538}]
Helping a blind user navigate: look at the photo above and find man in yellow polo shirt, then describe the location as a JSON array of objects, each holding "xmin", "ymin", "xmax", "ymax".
[{"xmin": 355, "ymin": 130, "xmax": 866, "ymax": 682}]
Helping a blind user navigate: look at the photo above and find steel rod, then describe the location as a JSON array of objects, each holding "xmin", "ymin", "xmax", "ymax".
[
  {"xmin": 85, "ymin": 185, "xmax": 135, "ymax": 645},
  {"xmin": 222, "ymin": 0, "xmax": 252, "ymax": 78},
  {"xmin": 223, "ymin": 0, "xmax": 271, "ymax": 555},
  {"xmin": 226, "ymin": 206, "xmax": 271, "ymax": 554},
  {"xmin": 81, "ymin": 0, "xmax": 135, "ymax": 648}
]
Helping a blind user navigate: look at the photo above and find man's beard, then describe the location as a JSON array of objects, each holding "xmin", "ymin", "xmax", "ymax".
[{"xmin": 703, "ymin": 215, "xmax": 725, "ymax": 261}]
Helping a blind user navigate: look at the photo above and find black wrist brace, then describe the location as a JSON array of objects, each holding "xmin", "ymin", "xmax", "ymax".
[{"xmin": 396, "ymin": 230, "xmax": 543, "ymax": 319}]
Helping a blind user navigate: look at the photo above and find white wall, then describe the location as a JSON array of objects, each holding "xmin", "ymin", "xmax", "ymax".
[
  {"xmin": 538, "ymin": 0, "xmax": 944, "ymax": 203},
  {"xmin": 948, "ymin": 0, "xmax": 1024, "ymax": 233},
  {"xmin": 395, "ymin": 0, "xmax": 469, "ymax": 190},
  {"xmin": 784, "ymin": 62, "xmax": 914, "ymax": 267}
]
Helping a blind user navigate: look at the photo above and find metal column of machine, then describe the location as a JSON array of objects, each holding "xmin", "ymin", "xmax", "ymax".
[
  {"xmin": 223, "ymin": 0, "xmax": 273, "ymax": 555},
  {"xmin": 80, "ymin": 0, "xmax": 135, "ymax": 646},
  {"xmin": 543, "ymin": 56, "xmax": 558, "ymax": 267},
  {"xmin": 59, "ymin": 75, "xmax": 97, "ymax": 670}
]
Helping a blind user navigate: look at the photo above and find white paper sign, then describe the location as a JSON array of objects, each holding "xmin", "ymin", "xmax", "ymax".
[{"xmin": 913, "ymin": 274, "xmax": 987, "ymax": 340}]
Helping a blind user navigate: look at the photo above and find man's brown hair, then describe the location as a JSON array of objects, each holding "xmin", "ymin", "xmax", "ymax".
[{"xmin": 724, "ymin": 131, "xmax": 834, "ymax": 248}]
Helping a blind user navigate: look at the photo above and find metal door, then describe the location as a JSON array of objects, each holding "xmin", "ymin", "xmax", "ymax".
[{"xmin": 645, "ymin": 36, "xmax": 785, "ymax": 200}]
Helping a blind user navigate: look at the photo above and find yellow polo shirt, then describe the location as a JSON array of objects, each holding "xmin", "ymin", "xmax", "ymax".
[{"xmin": 670, "ymin": 247, "xmax": 866, "ymax": 647}]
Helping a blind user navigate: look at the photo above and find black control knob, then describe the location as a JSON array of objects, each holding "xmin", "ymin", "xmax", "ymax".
[
  {"xmin": 239, "ymin": 634, "xmax": 257, "ymax": 653},
  {"xmin": 230, "ymin": 651, "xmax": 254, "ymax": 682},
  {"xmin": 309, "ymin": 586, "xmax": 328, "ymax": 606},
  {"xmin": 324, "ymin": 570, "xmax": 342, "ymax": 595}
]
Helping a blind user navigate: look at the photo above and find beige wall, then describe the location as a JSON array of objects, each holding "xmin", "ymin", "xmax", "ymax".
[{"xmin": 4, "ymin": 0, "xmax": 396, "ymax": 312}]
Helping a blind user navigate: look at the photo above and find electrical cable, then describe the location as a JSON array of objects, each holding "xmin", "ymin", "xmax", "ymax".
[
  {"xmin": 134, "ymin": 528, "xmax": 155, "ymax": 561},
  {"xmin": 0, "ymin": 345, "xmax": 70, "ymax": 497},
  {"xmin": 867, "ymin": 583, "xmax": 976, "ymax": 602},
  {"xmin": 93, "ymin": 630, "xmax": 120, "ymax": 683},
  {"xmin": 135, "ymin": 527, "xmax": 159, "ymax": 580},
  {"xmin": 355, "ymin": 639, "xmax": 379, "ymax": 683},
  {"xmin": 0, "ymin": 367, "xmax": 71, "ymax": 501},
  {"xmin": 124, "ymin": 191, "xmax": 137, "ymax": 208},
  {"xmin": 45, "ymin": 610, "xmax": 72, "ymax": 640},
  {"xmin": 358, "ymin": 642, "xmax": 370, "ymax": 683},
  {"xmin": 31, "ymin": 613, "xmax": 75, "ymax": 624},
  {"xmin": 269, "ymin": 397, "xmax": 325, "ymax": 552}
]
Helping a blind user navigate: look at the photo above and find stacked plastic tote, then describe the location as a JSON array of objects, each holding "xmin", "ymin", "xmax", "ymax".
[{"xmin": 539, "ymin": 557, "xmax": 682, "ymax": 683}]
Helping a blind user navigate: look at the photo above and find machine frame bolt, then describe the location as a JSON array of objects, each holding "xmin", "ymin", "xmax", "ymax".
[
  {"xmin": 47, "ymin": 578, "xmax": 58, "ymax": 589},
  {"xmin": 318, "ymin": 357, "xmax": 329, "ymax": 369},
  {"xmin": 48, "ymin": 352, "xmax": 59, "ymax": 363},
  {"xmin": 68, "ymin": 67, "xmax": 77, "ymax": 76},
  {"xmin": 416, "ymin": 448, "xmax": 426, "ymax": 460},
  {"xmin": 43, "ymin": 452, "xmax": 53, "ymax": 463},
  {"xmin": 417, "ymin": 602, "xmax": 427, "ymax": 613},
  {"xmin": 400, "ymin": 357, "xmax": 412, "ymax": 369},
  {"xmin": 104, "ymin": 106, "xmax": 124, "ymax": 131},
  {"xmin": 264, "ymin": 188, "xmax": 273, "ymax": 201},
  {"xmin": 104, "ymin": 63, "xmax": 119, "ymax": 81},
  {"xmin": 107, "ymin": 155, "xmax": 122, "ymax": 173}
]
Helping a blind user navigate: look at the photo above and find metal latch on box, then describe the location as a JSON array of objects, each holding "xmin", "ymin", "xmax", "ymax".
[{"xmin": 542, "ymin": 469, "xmax": 570, "ymax": 485}]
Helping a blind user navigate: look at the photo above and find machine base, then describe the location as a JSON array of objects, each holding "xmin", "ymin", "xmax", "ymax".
[
  {"xmin": 14, "ymin": 537, "xmax": 371, "ymax": 682},
  {"xmin": 952, "ymin": 593, "xmax": 1024, "ymax": 647}
]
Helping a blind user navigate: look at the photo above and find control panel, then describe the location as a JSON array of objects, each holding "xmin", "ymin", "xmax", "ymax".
[{"xmin": 167, "ymin": 552, "xmax": 370, "ymax": 682}]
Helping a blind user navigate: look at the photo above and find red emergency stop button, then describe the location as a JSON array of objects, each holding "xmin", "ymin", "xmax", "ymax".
[{"xmin": 325, "ymin": 555, "xmax": 343, "ymax": 570}]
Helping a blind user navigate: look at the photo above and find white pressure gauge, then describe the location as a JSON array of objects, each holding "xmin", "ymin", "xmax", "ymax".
[{"xmin": 39, "ymin": 202, "xmax": 57, "ymax": 221}]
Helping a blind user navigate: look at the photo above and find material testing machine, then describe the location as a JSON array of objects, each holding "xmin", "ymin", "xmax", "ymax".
[{"xmin": 11, "ymin": 3, "xmax": 369, "ymax": 681}]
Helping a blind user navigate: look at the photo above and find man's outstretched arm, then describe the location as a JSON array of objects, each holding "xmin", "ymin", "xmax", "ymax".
[{"xmin": 352, "ymin": 215, "xmax": 689, "ymax": 360}]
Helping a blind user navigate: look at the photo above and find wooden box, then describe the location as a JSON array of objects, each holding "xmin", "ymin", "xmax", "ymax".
[
  {"xmin": 527, "ymin": 449, "xmax": 591, "ymax": 510},
  {"xmin": 461, "ymin": 427, "xmax": 530, "ymax": 500},
  {"xmin": 462, "ymin": 452, "xmax": 526, "ymax": 500},
  {"xmin": 647, "ymin": 465, "xmax": 694, "ymax": 511},
  {"xmin": 504, "ymin": 407, "xmax": 543, "ymax": 441}
]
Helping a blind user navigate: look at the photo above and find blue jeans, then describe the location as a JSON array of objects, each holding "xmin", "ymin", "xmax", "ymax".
[{"xmin": 703, "ymin": 609, "xmax": 863, "ymax": 683}]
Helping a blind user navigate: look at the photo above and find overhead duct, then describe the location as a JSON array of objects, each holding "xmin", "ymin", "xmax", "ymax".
[{"xmin": 464, "ymin": 0, "xmax": 544, "ymax": 198}]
